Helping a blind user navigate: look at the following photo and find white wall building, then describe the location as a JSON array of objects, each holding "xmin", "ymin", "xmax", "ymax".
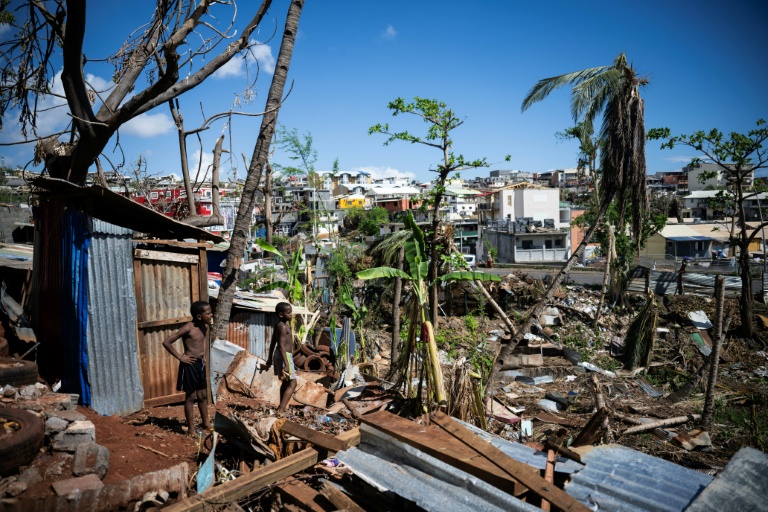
[{"xmin": 686, "ymin": 162, "xmax": 754, "ymax": 192}]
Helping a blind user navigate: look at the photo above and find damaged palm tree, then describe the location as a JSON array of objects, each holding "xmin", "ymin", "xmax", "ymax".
[
  {"xmin": 493, "ymin": 53, "xmax": 650, "ymax": 383},
  {"xmin": 357, "ymin": 212, "xmax": 500, "ymax": 408},
  {"xmin": 623, "ymin": 291, "xmax": 658, "ymax": 370}
]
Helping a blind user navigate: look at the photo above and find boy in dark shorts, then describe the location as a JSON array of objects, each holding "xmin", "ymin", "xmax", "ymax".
[
  {"xmin": 162, "ymin": 301, "xmax": 214, "ymax": 436},
  {"xmin": 265, "ymin": 302, "xmax": 296, "ymax": 413}
]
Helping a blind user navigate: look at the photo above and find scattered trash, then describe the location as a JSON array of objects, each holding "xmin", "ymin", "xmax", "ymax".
[
  {"xmin": 688, "ymin": 311, "xmax": 713, "ymax": 330},
  {"xmin": 578, "ymin": 361, "xmax": 616, "ymax": 378}
]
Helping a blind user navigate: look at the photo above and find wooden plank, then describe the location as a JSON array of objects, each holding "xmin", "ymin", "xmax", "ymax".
[
  {"xmin": 572, "ymin": 407, "xmax": 611, "ymax": 447},
  {"xmin": 320, "ymin": 481, "xmax": 365, "ymax": 512},
  {"xmin": 134, "ymin": 239, "xmax": 211, "ymax": 249},
  {"xmin": 336, "ymin": 427, "xmax": 361, "ymax": 447},
  {"xmin": 163, "ymin": 448, "xmax": 320, "ymax": 512},
  {"xmin": 277, "ymin": 478, "xmax": 328, "ymax": 512},
  {"xmin": 137, "ymin": 315, "xmax": 192, "ymax": 329},
  {"xmin": 536, "ymin": 411, "xmax": 587, "ymax": 428},
  {"xmin": 431, "ymin": 412, "xmax": 591, "ymax": 512},
  {"xmin": 198, "ymin": 247, "xmax": 208, "ymax": 302},
  {"xmin": 281, "ymin": 420, "xmax": 348, "ymax": 453},
  {"xmin": 144, "ymin": 392, "xmax": 186, "ymax": 408},
  {"xmin": 134, "ymin": 249, "xmax": 199, "ymax": 264},
  {"xmin": 359, "ymin": 410, "xmax": 530, "ymax": 496}
]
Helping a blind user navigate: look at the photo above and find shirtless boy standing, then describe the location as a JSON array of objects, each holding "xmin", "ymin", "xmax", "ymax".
[
  {"xmin": 162, "ymin": 300, "xmax": 214, "ymax": 436},
  {"xmin": 265, "ymin": 302, "xmax": 296, "ymax": 413}
]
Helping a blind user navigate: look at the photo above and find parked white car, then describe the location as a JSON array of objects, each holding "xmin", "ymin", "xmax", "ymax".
[{"xmin": 462, "ymin": 254, "xmax": 476, "ymax": 270}]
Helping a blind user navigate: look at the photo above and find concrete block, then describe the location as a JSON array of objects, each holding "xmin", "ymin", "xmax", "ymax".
[
  {"xmin": 17, "ymin": 467, "xmax": 42, "ymax": 487},
  {"xmin": 1, "ymin": 385, "xmax": 16, "ymax": 398},
  {"xmin": 17, "ymin": 393, "xmax": 71, "ymax": 412},
  {"xmin": 19, "ymin": 385, "xmax": 40, "ymax": 397},
  {"xmin": 45, "ymin": 409, "xmax": 86, "ymax": 423},
  {"xmin": 45, "ymin": 416, "xmax": 69, "ymax": 436},
  {"xmin": 72, "ymin": 443, "xmax": 110, "ymax": 479},
  {"xmin": 52, "ymin": 420, "xmax": 95, "ymax": 452},
  {"xmin": 51, "ymin": 474, "xmax": 104, "ymax": 496}
]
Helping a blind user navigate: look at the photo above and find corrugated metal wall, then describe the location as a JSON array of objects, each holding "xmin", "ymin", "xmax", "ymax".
[
  {"xmin": 86, "ymin": 219, "xmax": 144, "ymax": 416},
  {"xmin": 226, "ymin": 311, "xmax": 276, "ymax": 359}
]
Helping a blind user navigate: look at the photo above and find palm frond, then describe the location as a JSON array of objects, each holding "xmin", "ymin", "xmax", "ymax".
[
  {"xmin": 367, "ymin": 230, "xmax": 412, "ymax": 265},
  {"xmin": 623, "ymin": 292, "xmax": 658, "ymax": 369},
  {"xmin": 520, "ymin": 65, "xmax": 613, "ymax": 112}
]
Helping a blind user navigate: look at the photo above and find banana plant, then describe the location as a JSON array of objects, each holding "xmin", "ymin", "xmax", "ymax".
[
  {"xmin": 356, "ymin": 211, "xmax": 500, "ymax": 407},
  {"xmin": 253, "ymin": 239, "xmax": 304, "ymax": 305},
  {"xmin": 341, "ymin": 288, "xmax": 368, "ymax": 362}
]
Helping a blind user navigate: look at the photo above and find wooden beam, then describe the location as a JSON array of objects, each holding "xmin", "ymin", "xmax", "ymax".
[
  {"xmin": 134, "ymin": 239, "xmax": 212, "ymax": 249},
  {"xmin": 336, "ymin": 427, "xmax": 361, "ymax": 447},
  {"xmin": 431, "ymin": 412, "xmax": 591, "ymax": 512},
  {"xmin": 143, "ymin": 392, "xmax": 186, "ymax": 408},
  {"xmin": 134, "ymin": 249, "xmax": 199, "ymax": 264},
  {"xmin": 320, "ymin": 481, "xmax": 365, "ymax": 512},
  {"xmin": 359, "ymin": 411, "xmax": 530, "ymax": 496},
  {"xmin": 572, "ymin": 407, "xmax": 611, "ymax": 447},
  {"xmin": 137, "ymin": 316, "xmax": 192, "ymax": 329},
  {"xmin": 277, "ymin": 478, "xmax": 328, "ymax": 512},
  {"xmin": 163, "ymin": 448, "xmax": 320, "ymax": 512},
  {"xmin": 281, "ymin": 421, "xmax": 349, "ymax": 453}
]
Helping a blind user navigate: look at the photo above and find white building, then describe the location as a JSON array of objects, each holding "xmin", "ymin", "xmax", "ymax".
[{"xmin": 686, "ymin": 162, "xmax": 754, "ymax": 192}]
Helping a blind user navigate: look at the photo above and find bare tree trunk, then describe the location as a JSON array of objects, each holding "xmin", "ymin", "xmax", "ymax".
[
  {"xmin": 212, "ymin": 0, "xmax": 304, "ymax": 340},
  {"xmin": 493, "ymin": 203, "xmax": 608, "ymax": 380},
  {"xmin": 391, "ymin": 246, "xmax": 404, "ymax": 365},
  {"xmin": 265, "ymin": 163, "xmax": 273, "ymax": 245},
  {"xmin": 594, "ymin": 224, "xmax": 613, "ymax": 325},
  {"xmin": 739, "ymin": 248, "xmax": 754, "ymax": 338},
  {"xmin": 702, "ymin": 276, "xmax": 725, "ymax": 431},
  {"xmin": 184, "ymin": 135, "xmax": 225, "ymax": 227},
  {"xmin": 169, "ymin": 99, "xmax": 197, "ymax": 218},
  {"xmin": 94, "ymin": 158, "xmax": 108, "ymax": 187}
]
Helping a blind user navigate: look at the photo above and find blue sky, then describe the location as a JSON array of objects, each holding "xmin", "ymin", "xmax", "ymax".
[{"xmin": 1, "ymin": 0, "xmax": 767, "ymax": 184}]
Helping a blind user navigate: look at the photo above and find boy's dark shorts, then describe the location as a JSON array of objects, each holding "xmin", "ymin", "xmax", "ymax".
[{"xmin": 177, "ymin": 358, "xmax": 207, "ymax": 394}]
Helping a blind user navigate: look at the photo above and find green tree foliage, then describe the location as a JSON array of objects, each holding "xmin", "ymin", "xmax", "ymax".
[
  {"xmin": 370, "ymin": 97, "xmax": 487, "ymax": 322},
  {"xmin": 649, "ymin": 120, "xmax": 768, "ymax": 338}
]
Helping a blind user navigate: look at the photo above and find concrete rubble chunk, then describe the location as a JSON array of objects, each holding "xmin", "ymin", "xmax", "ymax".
[
  {"xmin": 52, "ymin": 420, "xmax": 96, "ymax": 452},
  {"xmin": 6, "ymin": 481, "xmax": 27, "ymax": 497},
  {"xmin": 45, "ymin": 409, "xmax": 86, "ymax": 423},
  {"xmin": 17, "ymin": 393, "xmax": 72, "ymax": 412},
  {"xmin": 45, "ymin": 416, "xmax": 69, "ymax": 436},
  {"xmin": 17, "ymin": 467, "xmax": 42, "ymax": 487},
  {"xmin": 72, "ymin": 443, "xmax": 110, "ymax": 479},
  {"xmin": 19, "ymin": 385, "xmax": 40, "ymax": 397},
  {"xmin": 51, "ymin": 474, "xmax": 104, "ymax": 496},
  {"xmin": 1, "ymin": 385, "xmax": 16, "ymax": 397}
]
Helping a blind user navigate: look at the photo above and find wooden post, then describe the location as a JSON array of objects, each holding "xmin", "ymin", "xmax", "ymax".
[{"xmin": 702, "ymin": 275, "xmax": 725, "ymax": 431}]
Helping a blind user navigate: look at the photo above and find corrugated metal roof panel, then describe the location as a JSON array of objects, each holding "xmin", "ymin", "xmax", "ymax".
[
  {"xmin": 686, "ymin": 446, "xmax": 768, "ymax": 511},
  {"xmin": 336, "ymin": 424, "xmax": 540, "ymax": 512},
  {"xmin": 86, "ymin": 220, "xmax": 144, "ymax": 416},
  {"xmin": 565, "ymin": 444, "xmax": 712, "ymax": 512},
  {"xmin": 455, "ymin": 418, "xmax": 583, "ymax": 474}
]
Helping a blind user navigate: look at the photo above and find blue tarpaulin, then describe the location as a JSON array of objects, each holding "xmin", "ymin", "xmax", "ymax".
[{"xmin": 60, "ymin": 209, "xmax": 92, "ymax": 406}]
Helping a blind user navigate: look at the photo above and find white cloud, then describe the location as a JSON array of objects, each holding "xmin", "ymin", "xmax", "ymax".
[
  {"xmin": 382, "ymin": 24, "xmax": 397, "ymax": 40},
  {"xmin": 663, "ymin": 155, "xmax": 697, "ymax": 163},
  {"xmin": 190, "ymin": 149, "xmax": 214, "ymax": 178},
  {"xmin": 122, "ymin": 112, "xmax": 175, "ymax": 138},
  {"xmin": 0, "ymin": 25, "xmax": 11, "ymax": 38},
  {"xmin": 213, "ymin": 39, "xmax": 275, "ymax": 79},
  {"xmin": 354, "ymin": 165, "xmax": 414, "ymax": 181}
]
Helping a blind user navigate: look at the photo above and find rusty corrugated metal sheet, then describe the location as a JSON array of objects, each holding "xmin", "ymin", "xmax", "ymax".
[
  {"xmin": 86, "ymin": 219, "xmax": 144, "ymax": 416},
  {"xmin": 135, "ymin": 255, "xmax": 194, "ymax": 400},
  {"xmin": 225, "ymin": 311, "xmax": 275, "ymax": 359}
]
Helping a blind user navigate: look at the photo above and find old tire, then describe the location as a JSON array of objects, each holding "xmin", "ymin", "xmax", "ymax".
[
  {"xmin": 0, "ymin": 408, "xmax": 44, "ymax": 476},
  {"xmin": 303, "ymin": 355, "xmax": 325, "ymax": 372},
  {"xmin": 0, "ymin": 358, "xmax": 38, "ymax": 387}
]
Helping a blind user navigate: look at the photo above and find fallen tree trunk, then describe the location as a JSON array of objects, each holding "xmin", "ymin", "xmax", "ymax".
[{"xmin": 622, "ymin": 414, "xmax": 701, "ymax": 435}]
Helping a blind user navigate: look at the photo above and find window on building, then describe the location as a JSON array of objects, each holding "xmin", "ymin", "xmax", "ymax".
[
  {"xmin": 522, "ymin": 240, "xmax": 533, "ymax": 250},
  {"xmin": 695, "ymin": 241, "xmax": 704, "ymax": 251},
  {"xmin": 150, "ymin": 192, "xmax": 159, "ymax": 200},
  {"xmin": 545, "ymin": 239, "xmax": 553, "ymax": 249},
  {"xmin": 507, "ymin": 196, "xmax": 512, "ymax": 206},
  {"xmin": 555, "ymin": 238, "xmax": 563, "ymax": 248}
]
